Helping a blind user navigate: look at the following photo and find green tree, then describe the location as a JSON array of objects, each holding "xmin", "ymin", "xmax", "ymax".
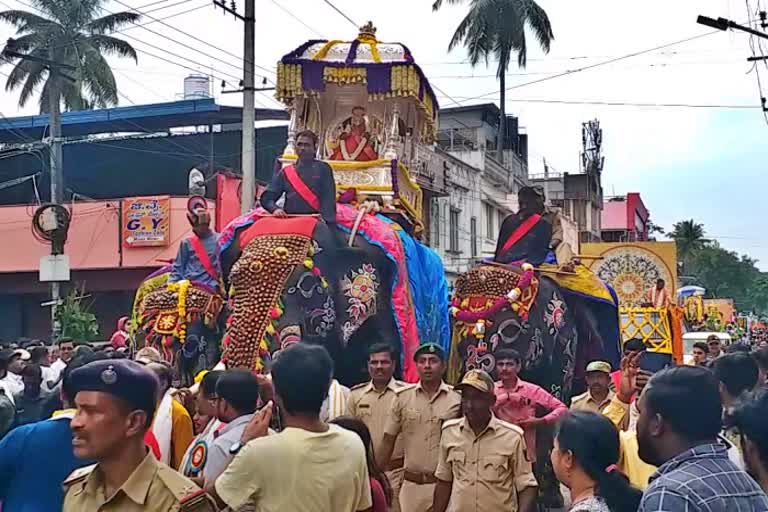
[
  {"xmin": 0, "ymin": 0, "xmax": 140, "ymax": 112},
  {"xmin": 56, "ymin": 285, "xmax": 99, "ymax": 342},
  {"xmin": 669, "ymin": 219, "xmax": 707, "ymax": 272},
  {"xmin": 432, "ymin": 0, "xmax": 553, "ymax": 163}
]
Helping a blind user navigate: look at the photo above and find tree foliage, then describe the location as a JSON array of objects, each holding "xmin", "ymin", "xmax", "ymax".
[
  {"xmin": 668, "ymin": 221, "xmax": 768, "ymax": 315},
  {"xmin": 57, "ymin": 285, "xmax": 99, "ymax": 342},
  {"xmin": 0, "ymin": 0, "xmax": 140, "ymax": 112}
]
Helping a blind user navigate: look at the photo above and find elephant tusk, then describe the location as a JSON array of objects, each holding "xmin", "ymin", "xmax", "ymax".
[{"xmin": 348, "ymin": 202, "xmax": 374, "ymax": 247}]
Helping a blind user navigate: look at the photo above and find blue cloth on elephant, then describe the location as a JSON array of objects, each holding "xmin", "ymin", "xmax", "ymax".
[
  {"xmin": 169, "ymin": 232, "xmax": 221, "ymax": 290},
  {"xmin": 377, "ymin": 215, "xmax": 451, "ymax": 355}
]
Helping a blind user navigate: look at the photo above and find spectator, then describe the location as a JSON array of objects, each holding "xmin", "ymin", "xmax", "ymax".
[
  {"xmin": 707, "ymin": 334, "xmax": 723, "ymax": 360},
  {"xmin": 0, "ymin": 354, "xmax": 97, "ymax": 511},
  {"xmin": 14, "ymin": 363, "xmax": 53, "ymax": 427},
  {"xmin": 179, "ymin": 370, "xmax": 224, "ymax": 481},
  {"xmin": 711, "ymin": 353, "xmax": 760, "ymax": 469},
  {"xmin": 433, "ymin": 369, "xmax": 538, "ymax": 512},
  {"xmin": 110, "ymin": 316, "xmax": 130, "ymax": 350},
  {"xmin": 752, "ymin": 347, "xmax": 768, "ymax": 388},
  {"xmin": 0, "ymin": 349, "xmax": 18, "ymax": 403},
  {"xmin": 691, "ymin": 342, "xmax": 709, "ymax": 366},
  {"xmin": 321, "ymin": 377, "xmax": 351, "ymax": 422},
  {"xmin": 727, "ymin": 390, "xmax": 768, "ymax": 494},
  {"xmin": 28, "ymin": 345, "xmax": 55, "ymax": 385},
  {"xmin": 62, "ymin": 359, "xmax": 216, "ymax": 511},
  {"xmin": 2, "ymin": 349, "xmax": 29, "ymax": 396},
  {"xmin": 727, "ymin": 342, "xmax": 752, "ymax": 354},
  {"xmin": 211, "ymin": 343, "xmax": 372, "ymax": 511},
  {"xmin": 145, "ymin": 361, "xmax": 194, "ymax": 469},
  {"xmin": 636, "ymin": 365, "xmax": 768, "ymax": 511},
  {"xmin": 552, "ymin": 411, "xmax": 642, "ymax": 512},
  {"xmin": 332, "ymin": 415, "xmax": 393, "ymax": 512},
  {"xmin": 602, "ymin": 354, "xmax": 656, "ymax": 489},
  {"xmin": 0, "ymin": 388, "xmax": 12, "ymax": 438},
  {"xmin": 203, "ymin": 370, "xmax": 261, "ymax": 487},
  {"xmin": 135, "ymin": 346, "xmax": 163, "ymax": 365},
  {"xmin": 611, "ymin": 338, "xmax": 645, "ymax": 392},
  {"xmin": 492, "ymin": 348, "xmax": 567, "ymax": 465},
  {"xmin": 571, "ymin": 361, "xmax": 615, "ymax": 413}
]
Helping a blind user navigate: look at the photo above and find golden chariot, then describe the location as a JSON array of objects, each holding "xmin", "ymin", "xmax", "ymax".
[{"xmin": 275, "ymin": 22, "xmax": 437, "ymax": 233}]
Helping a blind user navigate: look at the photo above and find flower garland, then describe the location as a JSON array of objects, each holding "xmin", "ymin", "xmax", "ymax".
[
  {"xmin": 167, "ymin": 280, "xmax": 191, "ymax": 344},
  {"xmin": 449, "ymin": 263, "xmax": 536, "ymax": 339}
]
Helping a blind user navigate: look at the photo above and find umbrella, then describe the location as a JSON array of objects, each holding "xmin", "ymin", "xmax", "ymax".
[{"xmin": 677, "ymin": 285, "xmax": 706, "ymax": 298}]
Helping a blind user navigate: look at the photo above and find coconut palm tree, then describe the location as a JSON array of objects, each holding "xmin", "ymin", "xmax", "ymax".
[
  {"xmin": 670, "ymin": 219, "xmax": 708, "ymax": 272},
  {"xmin": 432, "ymin": 0, "xmax": 554, "ymax": 163},
  {"xmin": 0, "ymin": 0, "xmax": 140, "ymax": 112}
]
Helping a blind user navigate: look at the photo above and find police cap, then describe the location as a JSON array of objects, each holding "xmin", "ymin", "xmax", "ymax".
[
  {"xmin": 414, "ymin": 343, "xmax": 446, "ymax": 362},
  {"xmin": 68, "ymin": 359, "xmax": 159, "ymax": 420}
]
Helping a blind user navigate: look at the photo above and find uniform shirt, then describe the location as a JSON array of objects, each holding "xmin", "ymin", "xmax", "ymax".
[
  {"xmin": 346, "ymin": 378, "xmax": 406, "ymax": 463},
  {"xmin": 638, "ymin": 443, "xmax": 768, "ymax": 512},
  {"xmin": 435, "ymin": 415, "xmax": 538, "ymax": 512},
  {"xmin": 179, "ymin": 418, "xmax": 222, "ymax": 479},
  {"xmin": 203, "ymin": 413, "xmax": 254, "ymax": 487},
  {"xmin": 569, "ymin": 389, "xmax": 614, "ymax": 413},
  {"xmin": 63, "ymin": 451, "xmax": 216, "ymax": 512},
  {"xmin": 0, "ymin": 411, "xmax": 93, "ymax": 512},
  {"xmin": 492, "ymin": 379, "xmax": 567, "ymax": 462},
  {"xmin": 384, "ymin": 381, "xmax": 461, "ymax": 474},
  {"xmin": 215, "ymin": 424, "xmax": 372, "ymax": 512},
  {"xmin": 260, "ymin": 159, "xmax": 337, "ymax": 226},
  {"xmin": 169, "ymin": 232, "xmax": 222, "ymax": 291}
]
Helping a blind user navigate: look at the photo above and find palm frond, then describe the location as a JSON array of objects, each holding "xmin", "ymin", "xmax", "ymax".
[
  {"xmin": 521, "ymin": 0, "xmax": 554, "ymax": 54},
  {"xmin": 77, "ymin": 40, "xmax": 118, "ymax": 106},
  {"xmin": 87, "ymin": 11, "xmax": 141, "ymax": 34},
  {"xmin": 0, "ymin": 9, "xmax": 55, "ymax": 34},
  {"xmin": 86, "ymin": 34, "xmax": 137, "ymax": 62},
  {"xmin": 432, "ymin": 0, "xmax": 468, "ymax": 12},
  {"xmin": 17, "ymin": 60, "xmax": 47, "ymax": 106}
]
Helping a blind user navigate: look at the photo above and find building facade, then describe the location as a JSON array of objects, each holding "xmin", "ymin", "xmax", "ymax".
[{"xmin": 601, "ymin": 193, "xmax": 650, "ymax": 242}]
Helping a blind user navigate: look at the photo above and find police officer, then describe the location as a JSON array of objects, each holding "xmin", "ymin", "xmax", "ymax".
[
  {"xmin": 347, "ymin": 343, "xmax": 407, "ymax": 512},
  {"xmin": 570, "ymin": 361, "xmax": 615, "ymax": 413},
  {"xmin": 434, "ymin": 369, "xmax": 538, "ymax": 512},
  {"xmin": 378, "ymin": 343, "xmax": 461, "ymax": 512},
  {"xmin": 62, "ymin": 359, "xmax": 216, "ymax": 512}
]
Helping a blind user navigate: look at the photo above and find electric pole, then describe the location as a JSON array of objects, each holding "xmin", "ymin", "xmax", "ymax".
[
  {"xmin": 49, "ymin": 63, "xmax": 64, "ymax": 337},
  {"xmin": 214, "ymin": 0, "xmax": 255, "ymax": 213}
]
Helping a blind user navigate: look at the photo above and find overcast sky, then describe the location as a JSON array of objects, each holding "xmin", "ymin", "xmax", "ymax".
[{"xmin": 2, "ymin": 0, "xmax": 767, "ymax": 268}]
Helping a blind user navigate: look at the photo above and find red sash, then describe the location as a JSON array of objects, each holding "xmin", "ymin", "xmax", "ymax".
[
  {"xmin": 283, "ymin": 164, "xmax": 320, "ymax": 210},
  {"xmin": 500, "ymin": 213, "xmax": 543, "ymax": 254},
  {"xmin": 188, "ymin": 234, "xmax": 219, "ymax": 282}
]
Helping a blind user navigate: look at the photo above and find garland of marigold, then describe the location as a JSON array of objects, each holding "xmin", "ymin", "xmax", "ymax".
[{"xmin": 167, "ymin": 280, "xmax": 190, "ymax": 344}]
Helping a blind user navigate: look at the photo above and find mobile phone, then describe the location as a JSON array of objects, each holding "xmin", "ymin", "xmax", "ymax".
[{"xmin": 638, "ymin": 351, "xmax": 672, "ymax": 374}]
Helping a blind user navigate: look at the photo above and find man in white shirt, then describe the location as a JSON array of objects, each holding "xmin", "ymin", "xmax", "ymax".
[
  {"xmin": 49, "ymin": 338, "xmax": 75, "ymax": 383},
  {"xmin": 210, "ymin": 343, "xmax": 372, "ymax": 512},
  {"xmin": 0, "ymin": 349, "xmax": 28, "ymax": 397}
]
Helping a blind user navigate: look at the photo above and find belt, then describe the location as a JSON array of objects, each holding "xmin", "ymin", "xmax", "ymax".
[
  {"xmin": 385, "ymin": 458, "xmax": 404, "ymax": 472},
  {"xmin": 404, "ymin": 470, "xmax": 437, "ymax": 485}
]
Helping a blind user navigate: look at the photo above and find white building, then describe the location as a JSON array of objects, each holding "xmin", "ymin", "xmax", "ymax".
[{"xmin": 427, "ymin": 104, "xmax": 530, "ymax": 283}]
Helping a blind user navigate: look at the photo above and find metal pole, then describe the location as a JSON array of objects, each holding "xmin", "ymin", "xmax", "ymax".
[
  {"xmin": 49, "ymin": 67, "xmax": 63, "ymax": 339},
  {"xmin": 240, "ymin": 0, "xmax": 256, "ymax": 214}
]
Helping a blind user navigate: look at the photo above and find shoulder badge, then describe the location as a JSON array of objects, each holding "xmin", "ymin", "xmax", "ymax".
[
  {"xmin": 393, "ymin": 379, "xmax": 407, "ymax": 388},
  {"xmin": 441, "ymin": 417, "xmax": 463, "ymax": 430},
  {"xmin": 350, "ymin": 381, "xmax": 370, "ymax": 391},
  {"xmin": 570, "ymin": 391, "xmax": 588, "ymax": 402},
  {"xmin": 156, "ymin": 465, "xmax": 214, "ymax": 510},
  {"xmin": 496, "ymin": 418, "xmax": 525, "ymax": 436},
  {"xmin": 395, "ymin": 383, "xmax": 417, "ymax": 395},
  {"xmin": 62, "ymin": 464, "xmax": 96, "ymax": 491}
]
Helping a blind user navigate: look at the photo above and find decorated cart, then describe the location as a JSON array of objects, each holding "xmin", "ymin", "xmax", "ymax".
[{"xmin": 275, "ymin": 21, "xmax": 437, "ymax": 233}]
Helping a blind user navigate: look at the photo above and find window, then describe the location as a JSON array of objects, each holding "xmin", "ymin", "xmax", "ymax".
[
  {"xmin": 449, "ymin": 208, "xmax": 460, "ymax": 253},
  {"xmin": 470, "ymin": 217, "xmax": 478, "ymax": 257},
  {"xmin": 484, "ymin": 203, "xmax": 494, "ymax": 238}
]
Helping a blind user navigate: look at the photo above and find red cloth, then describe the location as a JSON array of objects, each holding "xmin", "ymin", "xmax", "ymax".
[
  {"xmin": 237, "ymin": 215, "xmax": 319, "ymax": 249},
  {"xmin": 370, "ymin": 477, "xmax": 388, "ymax": 512},
  {"xmin": 492, "ymin": 379, "xmax": 567, "ymax": 462},
  {"xmin": 144, "ymin": 430, "xmax": 161, "ymax": 459}
]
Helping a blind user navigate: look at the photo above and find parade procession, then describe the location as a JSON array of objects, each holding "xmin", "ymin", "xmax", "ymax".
[{"xmin": 2, "ymin": 0, "xmax": 768, "ymax": 511}]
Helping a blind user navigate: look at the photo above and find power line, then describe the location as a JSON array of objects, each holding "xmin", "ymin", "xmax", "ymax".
[
  {"xmin": 267, "ymin": 0, "xmax": 325, "ymax": 38},
  {"xmin": 434, "ymin": 96, "xmax": 763, "ymax": 110},
  {"xmin": 454, "ymin": 29, "xmax": 729, "ymax": 103},
  {"xmin": 321, "ymin": 0, "xmax": 357, "ymax": 28}
]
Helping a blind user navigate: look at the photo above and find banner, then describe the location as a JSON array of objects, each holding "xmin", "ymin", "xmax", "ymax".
[{"xmin": 122, "ymin": 196, "xmax": 170, "ymax": 248}]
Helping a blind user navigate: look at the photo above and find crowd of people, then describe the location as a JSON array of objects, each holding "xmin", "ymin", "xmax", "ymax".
[{"xmin": 0, "ymin": 332, "xmax": 767, "ymax": 512}]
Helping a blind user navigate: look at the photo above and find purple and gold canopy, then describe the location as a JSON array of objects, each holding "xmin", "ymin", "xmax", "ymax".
[{"xmin": 276, "ymin": 22, "xmax": 439, "ymax": 139}]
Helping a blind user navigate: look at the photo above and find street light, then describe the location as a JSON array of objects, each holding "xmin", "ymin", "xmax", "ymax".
[{"xmin": 696, "ymin": 14, "xmax": 768, "ymax": 40}]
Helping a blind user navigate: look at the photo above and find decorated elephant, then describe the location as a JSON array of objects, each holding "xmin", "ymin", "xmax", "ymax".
[
  {"xmin": 131, "ymin": 268, "xmax": 225, "ymax": 386},
  {"xmin": 218, "ymin": 205, "xmax": 447, "ymax": 385}
]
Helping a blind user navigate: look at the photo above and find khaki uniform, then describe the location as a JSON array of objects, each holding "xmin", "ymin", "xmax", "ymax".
[
  {"xmin": 435, "ymin": 416, "xmax": 538, "ymax": 512},
  {"xmin": 569, "ymin": 390, "xmax": 615, "ymax": 413},
  {"xmin": 384, "ymin": 382, "xmax": 461, "ymax": 512},
  {"xmin": 347, "ymin": 378, "xmax": 407, "ymax": 512},
  {"xmin": 63, "ymin": 452, "xmax": 216, "ymax": 512}
]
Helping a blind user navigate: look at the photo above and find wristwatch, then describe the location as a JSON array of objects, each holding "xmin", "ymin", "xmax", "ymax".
[{"xmin": 229, "ymin": 441, "xmax": 243, "ymax": 455}]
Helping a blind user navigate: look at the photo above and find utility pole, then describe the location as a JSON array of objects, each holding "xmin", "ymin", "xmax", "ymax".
[
  {"xmin": 240, "ymin": 0, "xmax": 255, "ymax": 213},
  {"xmin": 214, "ymin": 0, "xmax": 255, "ymax": 213}
]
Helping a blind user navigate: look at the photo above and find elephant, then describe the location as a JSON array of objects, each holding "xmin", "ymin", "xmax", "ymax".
[
  {"xmin": 131, "ymin": 269, "xmax": 225, "ymax": 386},
  {"xmin": 220, "ymin": 215, "xmax": 402, "ymax": 386}
]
